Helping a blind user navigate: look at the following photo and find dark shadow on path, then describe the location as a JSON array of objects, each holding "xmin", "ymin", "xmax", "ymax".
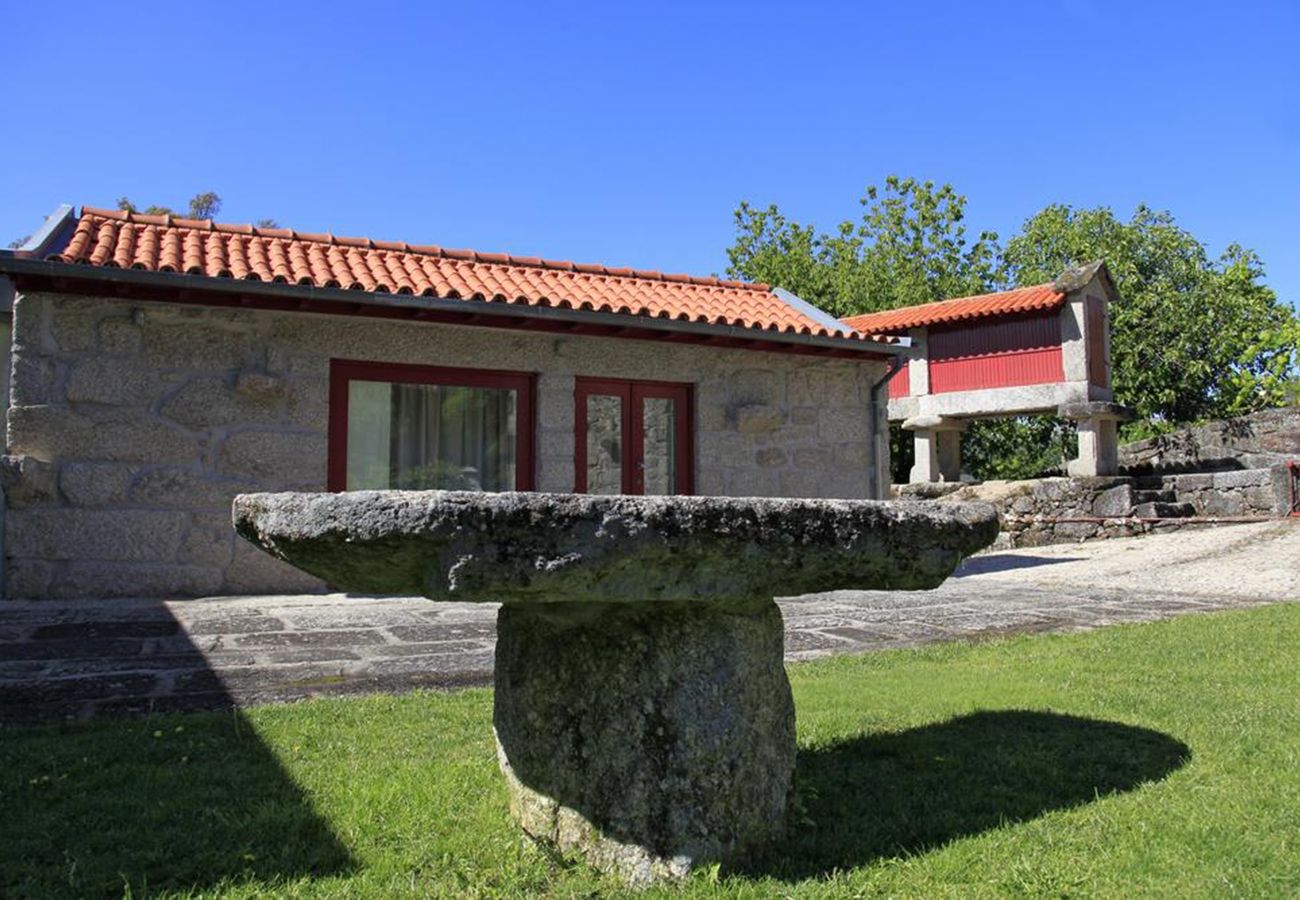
[
  {"xmin": 954, "ymin": 554, "xmax": 1085, "ymax": 576},
  {"xmin": 0, "ymin": 601, "xmax": 354, "ymax": 898},
  {"xmin": 734, "ymin": 710, "xmax": 1190, "ymax": 881}
]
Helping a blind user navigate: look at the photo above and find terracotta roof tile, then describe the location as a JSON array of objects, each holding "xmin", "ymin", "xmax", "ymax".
[
  {"xmin": 44, "ymin": 207, "xmax": 894, "ymax": 345},
  {"xmin": 841, "ymin": 283, "xmax": 1066, "ymax": 334}
]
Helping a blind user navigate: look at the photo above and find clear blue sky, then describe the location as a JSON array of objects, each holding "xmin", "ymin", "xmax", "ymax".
[{"xmin": 3, "ymin": 1, "xmax": 1297, "ymax": 306}]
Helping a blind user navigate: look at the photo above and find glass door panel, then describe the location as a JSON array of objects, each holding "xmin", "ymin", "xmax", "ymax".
[
  {"xmin": 328, "ymin": 360, "xmax": 535, "ymax": 493},
  {"xmin": 639, "ymin": 396, "xmax": 677, "ymax": 495},
  {"xmin": 585, "ymin": 393, "xmax": 625, "ymax": 495}
]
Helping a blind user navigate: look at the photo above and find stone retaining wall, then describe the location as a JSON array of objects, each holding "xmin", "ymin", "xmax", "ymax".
[
  {"xmin": 912, "ymin": 467, "xmax": 1290, "ymax": 548},
  {"xmin": 3, "ymin": 292, "xmax": 886, "ymax": 600},
  {"xmin": 1119, "ymin": 406, "xmax": 1300, "ymax": 473},
  {"xmin": 1160, "ymin": 468, "xmax": 1292, "ymax": 517}
]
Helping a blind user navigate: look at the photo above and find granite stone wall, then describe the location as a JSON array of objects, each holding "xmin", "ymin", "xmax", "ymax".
[
  {"xmin": 3, "ymin": 291, "xmax": 886, "ymax": 599},
  {"xmin": 912, "ymin": 468, "xmax": 1290, "ymax": 548},
  {"xmin": 1119, "ymin": 407, "xmax": 1300, "ymax": 473}
]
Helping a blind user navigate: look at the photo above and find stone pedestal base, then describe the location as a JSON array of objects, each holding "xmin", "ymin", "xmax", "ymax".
[
  {"xmin": 1059, "ymin": 401, "xmax": 1134, "ymax": 477},
  {"xmin": 903, "ymin": 415, "xmax": 968, "ymax": 483},
  {"xmin": 493, "ymin": 597, "xmax": 795, "ymax": 886}
]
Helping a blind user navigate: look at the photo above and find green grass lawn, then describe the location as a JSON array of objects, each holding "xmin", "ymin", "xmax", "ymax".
[{"xmin": 3, "ymin": 601, "xmax": 1299, "ymax": 898}]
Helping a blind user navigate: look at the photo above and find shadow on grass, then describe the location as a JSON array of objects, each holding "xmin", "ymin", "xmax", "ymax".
[
  {"xmin": 0, "ymin": 708, "xmax": 355, "ymax": 898},
  {"xmin": 737, "ymin": 710, "xmax": 1190, "ymax": 881},
  {"xmin": 0, "ymin": 601, "xmax": 354, "ymax": 898}
]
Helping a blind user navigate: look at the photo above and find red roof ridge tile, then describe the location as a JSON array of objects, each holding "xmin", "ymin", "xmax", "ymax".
[{"xmin": 78, "ymin": 206, "xmax": 770, "ymax": 293}]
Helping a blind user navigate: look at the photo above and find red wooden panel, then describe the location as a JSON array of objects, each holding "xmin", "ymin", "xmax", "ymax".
[
  {"xmin": 928, "ymin": 311, "xmax": 1060, "ymax": 360},
  {"xmin": 1086, "ymin": 295, "xmax": 1109, "ymax": 388},
  {"xmin": 929, "ymin": 346, "xmax": 1064, "ymax": 393},
  {"xmin": 925, "ymin": 310, "xmax": 1064, "ymax": 394},
  {"xmin": 887, "ymin": 364, "xmax": 911, "ymax": 399}
]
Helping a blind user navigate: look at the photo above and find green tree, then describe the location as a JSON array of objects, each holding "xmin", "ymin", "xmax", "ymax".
[
  {"xmin": 116, "ymin": 192, "xmax": 223, "ymax": 220},
  {"xmin": 1004, "ymin": 204, "xmax": 1299, "ymax": 429},
  {"xmin": 726, "ymin": 176, "xmax": 1000, "ymax": 318},
  {"xmin": 961, "ymin": 416, "xmax": 1075, "ymax": 481},
  {"xmin": 726, "ymin": 183, "xmax": 1299, "ymax": 482},
  {"xmin": 728, "ymin": 177, "xmax": 1013, "ymax": 482},
  {"xmin": 113, "ymin": 194, "xmax": 279, "ymax": 230}
]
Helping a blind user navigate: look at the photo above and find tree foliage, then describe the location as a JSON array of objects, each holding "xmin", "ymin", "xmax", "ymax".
[
  {"xmin": 726, "ymin": 176, "xmax": 1000, "ymax": 318},
  {"xmin": 726, "ymin": 180, "xmax": 1300, "ymax": 482},
  {"xmin": 1004, "ymin": 204, "xmax": 1299, "ymax": 428},
  {"xmin": 117, "ymin": 192, "xmax": 223, "ymax": 220},
  {"xmin": 111, "ymin": 193, "xmax": 278, "ymax": 230},
  {"xmin": 961, "ymin": 416, "xmax": 1076, "ymax": 480}
]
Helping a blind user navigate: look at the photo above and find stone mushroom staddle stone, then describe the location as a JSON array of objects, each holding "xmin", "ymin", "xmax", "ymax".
[
  {"xmin": 233, "ymin": 491, "xmax": 998, "ymax": 885},
  {"xmin": 495, "ymin": 597, "xmax": 793, "ymax": 883}
]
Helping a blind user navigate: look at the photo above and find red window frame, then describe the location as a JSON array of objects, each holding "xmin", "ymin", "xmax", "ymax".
[
  {"xmin": 327, "ymin": 359, "xmax": 536, "ymax": 492},
  {"xmin": 574, "ymin": 377, "xmax": 693, "ymax": 495}
]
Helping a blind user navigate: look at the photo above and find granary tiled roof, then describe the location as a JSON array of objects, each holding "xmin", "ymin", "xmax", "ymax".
[
  {"xmin": 840, "ymin": 283, "xmax": 1066, "ymax": 334},
  {"xmin": 40, "ymin": 207, "xmax": 890, "ymax": 344}
]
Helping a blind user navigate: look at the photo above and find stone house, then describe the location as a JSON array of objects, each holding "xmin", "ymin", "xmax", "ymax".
[{"xmin": 0, "ymin": 205, "xmax": 904, "ymax": 599}]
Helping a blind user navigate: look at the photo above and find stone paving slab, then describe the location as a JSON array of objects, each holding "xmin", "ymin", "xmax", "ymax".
[{"xmin": 1, "ymin": 520, "xmax": 1295, "ymax": 724}]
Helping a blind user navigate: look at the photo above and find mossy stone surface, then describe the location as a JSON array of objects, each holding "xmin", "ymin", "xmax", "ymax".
[
  {"xmin": 232, "ymin": 490, "xmax": 999, "ymax": 603},
  {"xmin": 494, "ymin": 597, "xmax": 794, "ymax": 885}
]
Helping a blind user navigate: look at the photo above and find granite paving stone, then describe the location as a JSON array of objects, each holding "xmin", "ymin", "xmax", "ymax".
[
  {"xmin": 231, "ymin": 629, "xmax": 389, "ymax": 649},
  {"xmin": 184, "ymin": 615, "xmax": 287, "ymax": 635},
  {"xmin": 256, "ymin": 648, "xmax": 364, "ymax": 664}
]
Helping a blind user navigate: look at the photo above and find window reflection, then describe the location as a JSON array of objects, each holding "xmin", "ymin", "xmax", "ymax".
[{"xmin": 346, "ymin": 380, "xmax": 517, "ymax": 491}]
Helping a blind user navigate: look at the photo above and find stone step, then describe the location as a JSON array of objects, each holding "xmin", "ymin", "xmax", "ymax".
[
  {"xmin": 1133, "ymin": 501, "xmax": 1198, "ymax": 519},
  {"xmin": 1131, "ymin": 475, "xmax": 1171, "ymax": 490},
  {"xmin": 1133, "ymin": 489, "xmax": 1179, "ymax": 503}
]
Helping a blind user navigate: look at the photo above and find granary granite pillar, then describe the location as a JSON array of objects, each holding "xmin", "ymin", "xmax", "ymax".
[
  {"xmin": 903, "ymin": 415, "xmax": 967, "ymax": 483},
  {"xmin": 1060, "ymin": 401, "xmax": 1133, "ymax": 478},
  {"xmin": 233, "ymin": 490, "xmax": 998, "ymax": 885}
]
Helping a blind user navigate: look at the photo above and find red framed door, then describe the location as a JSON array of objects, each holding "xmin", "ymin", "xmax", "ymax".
[{"xmin": 574, "ymin": 378, "xmax": 693, "ymax": 495}]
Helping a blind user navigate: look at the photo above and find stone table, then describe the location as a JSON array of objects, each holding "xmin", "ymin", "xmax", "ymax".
[{"xmin": 233, "ymin": 491, "xmax": 997, "ymax": 885}]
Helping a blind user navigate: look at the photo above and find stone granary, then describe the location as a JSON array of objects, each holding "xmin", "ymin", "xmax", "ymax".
[
  {"xmin": 0, "ymin": 205, "xmax": 908, "ymax": 599},
  {"xmin": 235, "ymin": 489, "xmax": 998, "ymax": 884},
  {"xmin": 844, "ymin": 262, "xmax": 1130, "ymax": 483}
]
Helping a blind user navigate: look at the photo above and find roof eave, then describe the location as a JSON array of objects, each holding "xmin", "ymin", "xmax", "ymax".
[
  {"xmin": 771, "ymin": 287, "xmax": 851, "ymax": 333},
  {"xmin": 841, "ymin": 290, "xmax": 1067, "ymax": 334},
  {"xmin": 0, "ymin": 256, "xmax": 905, "ymax": 359}
]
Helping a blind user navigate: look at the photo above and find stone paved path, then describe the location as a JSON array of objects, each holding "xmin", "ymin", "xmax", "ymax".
[{"xmin": 2, "ymin": 520, "xmax": 1296, "ymax": 723}]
